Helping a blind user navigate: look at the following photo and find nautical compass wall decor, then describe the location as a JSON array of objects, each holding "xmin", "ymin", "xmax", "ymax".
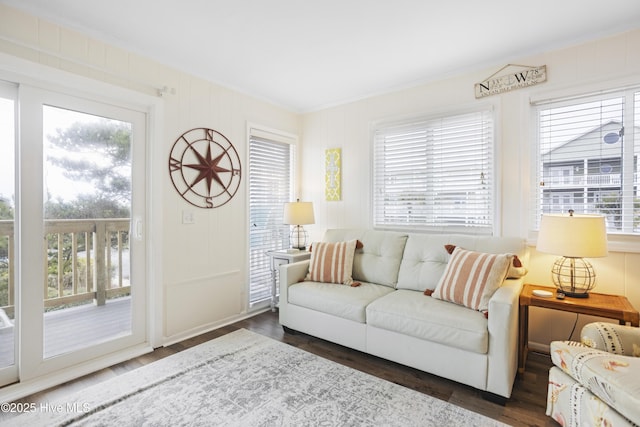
[{"xmin": 169, "ymin": 127, "xmax": 241, "ymax": 208}]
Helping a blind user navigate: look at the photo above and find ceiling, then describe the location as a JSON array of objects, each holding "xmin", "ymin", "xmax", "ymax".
[{"xmin": 2, "ymin": 0, "xmax": 640, "ymax": 112}]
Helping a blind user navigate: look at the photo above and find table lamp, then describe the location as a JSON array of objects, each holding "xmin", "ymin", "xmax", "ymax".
[
  {"xmin": 536, "ymin": 210, "xmax": 608, "ymax": 298},
  {"xmin": 283, "ymin": 200, "xmax": 315, "ymax": 250}
]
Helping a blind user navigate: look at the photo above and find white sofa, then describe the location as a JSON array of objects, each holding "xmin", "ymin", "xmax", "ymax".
[{"xmin": 279, "ymin": 229, "xmax": 529, "ymax": 401}]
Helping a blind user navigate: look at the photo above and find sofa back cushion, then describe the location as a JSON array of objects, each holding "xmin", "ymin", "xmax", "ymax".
[
  {"xmin": 397, "ymin": 233, "xmax": 528, "ymax": 292},
  {"xmin": 322, "ymin": 229, "xmax": 408, "ymax": 288}
]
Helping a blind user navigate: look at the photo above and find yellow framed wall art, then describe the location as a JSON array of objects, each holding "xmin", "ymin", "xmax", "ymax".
[{"xmin": 325, "ymin": 148, "xmax": 341, "ymax": 201}]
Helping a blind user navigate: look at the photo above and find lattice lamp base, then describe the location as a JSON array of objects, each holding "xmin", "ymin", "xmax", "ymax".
[
  {"xmin": 289, "ymin": 225, "xmax": 308, "ymax": 250},
  {"xmin": 551, "ymin": 256, "xmax": 596, "ymax": 298}
]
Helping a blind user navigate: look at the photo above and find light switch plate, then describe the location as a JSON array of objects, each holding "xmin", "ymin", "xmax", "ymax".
[{"xmin": 182, "ymin": 210, "xmax": 195, "ymax": 224}]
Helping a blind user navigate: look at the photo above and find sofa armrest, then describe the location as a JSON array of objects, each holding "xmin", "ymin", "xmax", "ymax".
[
  {"xmin": 489, "ymin": 279, "xmax": 522, "ymax": 308},
  {"xmin": 581, "ymin": 322, "xmax": 640, "ymax": 357},
  {"xmin": 486, "ymin": 279, "xmax": 523, "ymax": 397},
  {"xmin": 278, "ymin": 259, "xmax": 310, "ymax": 308}
]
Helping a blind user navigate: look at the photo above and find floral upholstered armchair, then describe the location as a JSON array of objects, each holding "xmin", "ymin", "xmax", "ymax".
[{"xmin": 546, "ymin": 322, "xmax": 640, "ymax": 426}]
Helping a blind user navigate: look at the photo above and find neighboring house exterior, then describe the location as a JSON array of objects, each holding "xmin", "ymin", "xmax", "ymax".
[{"xmin": 541, "ymin": 120, "xmax": 639, "ymax": 232}]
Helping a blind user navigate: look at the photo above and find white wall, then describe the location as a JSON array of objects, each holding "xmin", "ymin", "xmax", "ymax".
[
  {"xmin": 301, "ymin": 29, "xmax": 640, "ymax": 350},
  {"xmin": 0, "ymin": 4, "xmax": 300, "ymax": 344},
  {"xmin": 1, "ymin": 3, "xmax": 638, "ymax": 353}
]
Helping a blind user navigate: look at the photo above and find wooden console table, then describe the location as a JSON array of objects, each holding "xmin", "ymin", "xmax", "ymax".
[{"xmin": 518, "ymin": 283, "xmax": 639, "ymax": 374}]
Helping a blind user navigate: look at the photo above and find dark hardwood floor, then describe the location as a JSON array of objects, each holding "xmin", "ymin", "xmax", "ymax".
[{"xmin": 4, "ymin": 310, "xmax": 556, "ymax": 426}]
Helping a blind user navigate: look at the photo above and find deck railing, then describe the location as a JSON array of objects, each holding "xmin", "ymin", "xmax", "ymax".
[
  {"xmin": 0, "ymin": 218, "xmax": 131, "ymax": 317},
  {"xmin": 543, "ymin": 172, "xmax": 638, "ymax": 188}
]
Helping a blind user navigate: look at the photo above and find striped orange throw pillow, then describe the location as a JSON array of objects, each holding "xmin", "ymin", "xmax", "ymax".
[
  {"xmin": 432, "ymin": 247, "xmax": 512, "ymax": 313},
  {"xmin": 305, "ymin": 239, "xmax": 360, "ymax": 286}
]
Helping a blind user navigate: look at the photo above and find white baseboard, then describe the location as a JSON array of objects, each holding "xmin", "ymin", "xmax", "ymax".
[
  {"xmin": 528, "ymin": 341, "xmax": 551, "ymax": 355},
  {"xmin": 0, "ymin": 343, "xmax": 152, "ymax": 404},
  {"xmin": 161, "ymin": 308, "xmax": 269, "ymax": 347}
]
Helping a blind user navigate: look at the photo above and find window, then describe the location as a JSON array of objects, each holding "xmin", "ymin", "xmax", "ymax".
[
  {"xmin": 247, "ymin": 127, "xmax": 296, "ymax": 308},
  {"xmin": 532, "ymin": 88, "xmax": 640, "ymax": 234},
  {"xmin": 373, "ymin": 109, "xmax": 494, "ymax": 234}
]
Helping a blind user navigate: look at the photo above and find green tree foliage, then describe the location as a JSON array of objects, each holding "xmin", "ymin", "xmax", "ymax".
[
  {"xmin": 45, "ymin": 119, "xmax": 132, "ymax": 219},
  {"xmin": 596, "ymin": 193, "xmax": 640, "ymax": 231},
  {"xmin": 0, "ymin": 198, "xmax": 12, "ymax": 307},
  {"xmin": 2, "ymin": 120, "xmax": 134, "ymax": 309},
  {"xmin": 43, "ymin": 120, "xmax": 132, "ymax": 303},
  {"xmin": 0, "ymin": 198, "xmax": 12, "ymax": 259},
  {"xmin": 45, "ymin": 194, "xmax": 129, "ymax": 220},
  {"xmin": 0, "ymin": 197, "xmax": 13, "ymax": 220}
]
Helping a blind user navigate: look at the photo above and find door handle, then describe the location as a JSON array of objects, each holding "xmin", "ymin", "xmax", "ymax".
[{"xmin": 134, "ymin": 217, "xmax": 143, "ymax": 240}]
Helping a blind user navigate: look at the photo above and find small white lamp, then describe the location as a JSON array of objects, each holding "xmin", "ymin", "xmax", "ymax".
[
  {"xmin": 536, "ymin": 210, "xmax": 608, "ymax": 298},
  {"xmin": 283, "ymin": 200, "xmax": 315, "ymax": 250}
]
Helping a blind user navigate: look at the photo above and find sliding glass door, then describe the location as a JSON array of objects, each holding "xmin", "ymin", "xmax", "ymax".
[
  {"xmin": 3, "ymin": 84, "xmax": 148, "ymax": 384},
  {"xmin": 41, "ymin": 104, "xmax": 137, "ymax": 358},
  {"xmin": 0, "ymin": 81, "xmax": 17, "ymax": 387}
]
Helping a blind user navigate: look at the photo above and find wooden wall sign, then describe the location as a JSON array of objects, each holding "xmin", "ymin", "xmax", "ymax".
[{"xmin": 475, "ymin": 64, "xmax": 546, "ymax": 98}]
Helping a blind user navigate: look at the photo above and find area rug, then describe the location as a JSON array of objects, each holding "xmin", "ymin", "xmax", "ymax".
[{"xmin": 6, "ymin": 329, "xmax": 507, "ymax": 426}]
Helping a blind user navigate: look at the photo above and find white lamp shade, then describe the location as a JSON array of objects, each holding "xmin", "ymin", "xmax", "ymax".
[
  {"xmin": 283, "ymin": 201, "xmax": 315, "ymax": 225},
  {"xmin": 537, "ymin": 214, "xmax": 608, "ymax": 258}
]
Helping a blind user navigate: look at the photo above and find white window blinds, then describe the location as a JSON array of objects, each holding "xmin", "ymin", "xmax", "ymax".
[
  {"xmin": 248, "ymin": 134, "xmax": 295, "ymax": 307},
  {"xmin": 532, "ymin": 88, "xmax": 640, "ymax": 234},
  {"xmin": 373, "ymin": 109, "xmax": 494, "ymax": 234}
]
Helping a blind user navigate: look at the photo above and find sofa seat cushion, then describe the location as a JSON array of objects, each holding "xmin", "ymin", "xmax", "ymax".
[
  {"xmin": 287, "ymin": 281, "xmax": 395, "ymax": 323},
  {"xmin": 366, "ymin": 289, "xmax": 488, "ymax": 354}
]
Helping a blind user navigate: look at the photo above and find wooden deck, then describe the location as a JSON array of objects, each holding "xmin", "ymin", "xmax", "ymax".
[{"xmin": 0, "ymin": 297, "xmax": 131, "ymax": 367}]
